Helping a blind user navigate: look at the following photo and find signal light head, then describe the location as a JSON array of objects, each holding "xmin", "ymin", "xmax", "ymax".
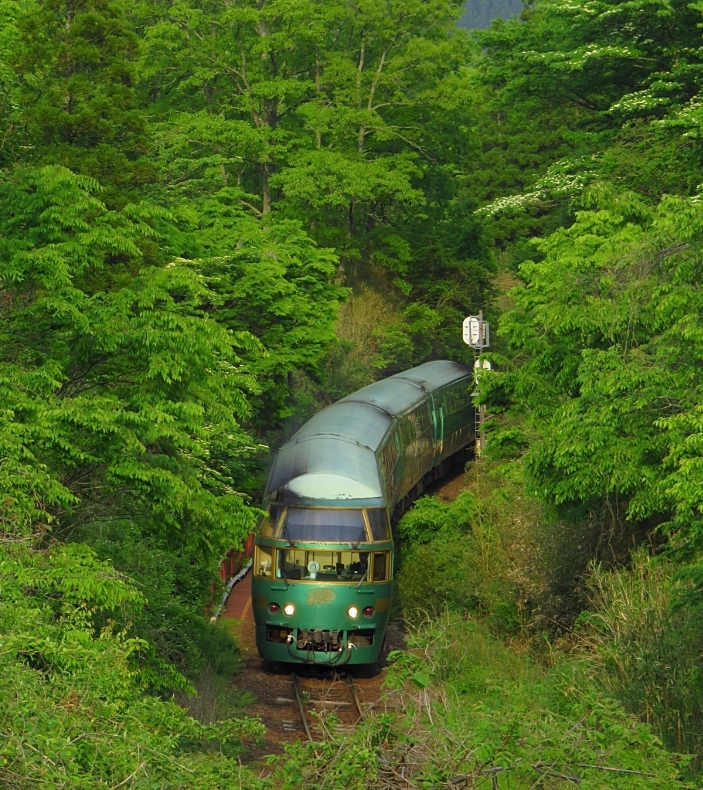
[
  {"xmin": 362, "ymin": 606, "xmax": 374, "ymax": 617},
  {"xmin": 268, "ymin": 602, "xmax": 280, "ymax": 614},
  {"xmin": 347, "ymin": 605, "xmax": 359, "ymax": 619},
  {"xmin": 283, "ymin": 603, "xmax": 295, "ymax": 617}
]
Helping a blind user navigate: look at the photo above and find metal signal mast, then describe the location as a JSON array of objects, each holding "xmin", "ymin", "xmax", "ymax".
[{"xmin": 462, "ymin": 310, "xmax": 491, "ymax": 456}]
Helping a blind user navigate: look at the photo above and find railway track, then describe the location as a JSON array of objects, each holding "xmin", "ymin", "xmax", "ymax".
[
  {"xmin": 227, "ymin": 610, "xmax": 397, "ymax": 755},
  {"xmin": 290, "ymin": 670, "xmax": 365, "ymax": 741}
]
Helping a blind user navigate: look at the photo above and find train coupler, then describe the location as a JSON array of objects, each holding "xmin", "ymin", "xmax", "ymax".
[{"xmin": 296, "ymin": 628, "xmax": 342, "ymax": 651}]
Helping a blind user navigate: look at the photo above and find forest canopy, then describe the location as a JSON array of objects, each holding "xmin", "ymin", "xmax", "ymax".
[
  {"xmin": 0, "ymin": 0, "xmax": 492, "ymax": 784},
  {"xmin": 3, "ymin": 0, "xmax": 703, "ymax": 785}
]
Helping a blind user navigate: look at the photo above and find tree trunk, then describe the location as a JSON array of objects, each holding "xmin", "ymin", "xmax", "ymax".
[{"xmin": 262, "ymin": 164, "xmax": 271, "ymax": 215}]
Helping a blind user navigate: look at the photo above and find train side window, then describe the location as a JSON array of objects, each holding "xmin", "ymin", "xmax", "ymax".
[
  {"xmin": 447, "ymin": 389, "xmax": 458, "ymax": 413},
  {"xmin": 398, "ymin": 416, "xmax": 416, "ymax": 447},
  {"xmin": 415, "ymin": 402, "xmax": 432, "ymax": 433},
  {"xmin": 260, "ymin": 504, "xmax": 283, "ymax": 537},
  {"xmin": 254, "ymin": 545, "xmax": 273, "ymax": 577},
  {"xmin": 456, "ymin": 386, "xmax": 470, "ymax": 409},
  {"xmin": 382, "ymin": 437, "xmax": 399, "ymax": 483},
  {"xmin": 372, "ymin": 552, "xmax": 390, "ymax": 581},
  {"xmin": 444, "ymin": 385, "xmax": 470, "ymax": 414},
  {"xmin": 366, "ymin": 509, "xmax": 390, "ymax": 541}
]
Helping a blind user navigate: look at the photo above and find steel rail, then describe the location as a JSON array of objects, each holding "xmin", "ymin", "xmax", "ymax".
[
  {"xmin": 291, "ymin": 672, "xmax": 313, "ymax": 742},
  {"xmin": 346, "ymin": 675, "xmax": 365, "ymax": 723}
]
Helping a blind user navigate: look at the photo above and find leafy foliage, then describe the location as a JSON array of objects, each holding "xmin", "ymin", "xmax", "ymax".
[
  {"xmin": 0, "ymin": 165, "xmax": 260, "ymax": 551},
  {"xmin": 463, "ymin": 1, "xmax": 703, "ymax": 773},
  {"xmin": 9, "ymin": 0, "xmax": 150, "ymax": 200},
  {"xmin": 464, "ymin": 0, "xmax": 703, "ymax": 255},
  {"xmin": 264, "ymin": 614, "xmax": 690, "ymax": 789},
  {"xmin": 485, "ymin": 185, "xmax": 703, "ymax": 551},
  {"xmin": 7, "ymin": 0, "xmax": 703, "ymax": 781},
  {"xmin": 0, "ymin": 537, "xmax": 264, "ymax": 788},
  {"xmin": 137, "ymin": 0, "xmax": 494, "ymax": 354}
]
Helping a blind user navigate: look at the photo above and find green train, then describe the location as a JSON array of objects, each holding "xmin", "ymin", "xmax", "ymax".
[{"xmin": 251, "ymin": 360, "xmax": 475, "ymax": 666}]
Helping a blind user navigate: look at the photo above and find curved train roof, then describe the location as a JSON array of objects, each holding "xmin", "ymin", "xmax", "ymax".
[
  {"xmin": 340, "ymin": 360, "xmax": 474, "ymax": 415},
  {"xmin": 266, "ymin": 360, "xmax": 472, "ymax": 505}
]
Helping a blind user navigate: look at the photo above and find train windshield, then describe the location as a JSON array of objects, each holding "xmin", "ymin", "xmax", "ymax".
[
  {"xmin": 277, "ymin": 549, "xmax": 379, "ymax": 582},
  {"xmin": 280, "ymin": 508, "xmax": 367, "ymax": 542}
]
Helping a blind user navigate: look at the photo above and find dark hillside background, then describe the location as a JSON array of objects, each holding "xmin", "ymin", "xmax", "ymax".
[{"xmin": 459, "ymin": 0, "xmax": 522, "ymax": 28}]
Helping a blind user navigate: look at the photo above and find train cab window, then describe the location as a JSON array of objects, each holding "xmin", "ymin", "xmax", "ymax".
[
  {"xmin": 260, "ymin": 504, "xmax": 283, "ymax": 538},
  {"xmin": 372, "ymin": 552, "xmax": 391, "ymax": 581},
  {"xmin": 254, "ymin": 545, "xmax": 274, "ymax": 577},
  {"xmin": 277, "ymin": 549, "xmax": 371, "ymax": 582},
  {"xmin": 366, "ymin": 509, "xmax": 390, "ymax": 541},
  {"xmin": 280, "ymin": 508, "xmax": 367, "ymax": 542}
]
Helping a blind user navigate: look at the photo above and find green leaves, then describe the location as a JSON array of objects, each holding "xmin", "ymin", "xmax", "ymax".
[
  {"xmin": 0, "ymin": 163, "xmax": 273, "ymax": 784},
  {"xmin": 8, "ymin": 0, "xmax": 148, "ymax": 195},
  {"xmin": 0, "ymin": 538, "xmax": 264, "ymax": 788},
  {"xmin": 0, "ymin": 165, "xmax": 261, "ymax": 551},
  {"xmin": 136, "ymin": 0, "xmax": 493, "ymax": 335},
  {"xmin": 165, "ymin": 190, "xmax": 344, "ymax": 425},
  {"xmin": 490, "ymin": 184, "xmax": 703, "ymax": 547}
]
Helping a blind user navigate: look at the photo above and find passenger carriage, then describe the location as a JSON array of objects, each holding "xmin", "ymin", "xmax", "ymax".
[{"xmin": 252, "ymin": 360, "xmax": 475, "ymax": 666}]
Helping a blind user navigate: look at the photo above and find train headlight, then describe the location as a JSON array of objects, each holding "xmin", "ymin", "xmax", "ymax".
[
  {"xmin": 362, "ymin": 606, "xmax": 374, "ymax": 617},
  {"xmin": 347, "ymin": 605, "xmax": 359, "ymax": 619},
  {"xmin": 283, "ymin": 603, "xmax": 295, "ymax": 617},
  {"xmin": 268, "ymin": 602, "xmax": 280, "ymax": 614}
]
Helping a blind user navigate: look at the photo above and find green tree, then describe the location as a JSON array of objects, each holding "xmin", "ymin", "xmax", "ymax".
[
  {"xmin": 486, "ymin": 184, "xmax": 703, "ymax": 552},
  {"xmin": 9, "ymin": 0, "xmax": 150, "ymax": 200},
  {"xmin": 0, "ymin": 538, "xmax": 264, "ymax": 788},
  {"xmin": 460, "ymin": 0, "xmax": 703, "ymax": 265},
  {"xmin": 0, "ymin": 165, "xmax": 260, "ymax": 551},
  {"xmin": 139, "ymin": 0, "xmax": 493, "ymax": 369},
  {"xmin": 174, "ymin": 192, "xmax": 345, "ymax": 429},
  {"xmin": 139, "ymin": 0, "xmax": 326, "ymax": 215}
]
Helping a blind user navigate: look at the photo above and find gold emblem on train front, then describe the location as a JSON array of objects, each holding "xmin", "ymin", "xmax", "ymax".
[{"xmin": 306, "ymin": 587, "xmax": 336, "ymax": 605}]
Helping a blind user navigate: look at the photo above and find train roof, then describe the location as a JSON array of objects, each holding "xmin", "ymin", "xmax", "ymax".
[
  {"xmin": 286, "ymin": 400, "xmax": 392, "ymax": 453},
  {"xmin": 266, "ymin": 360, "xmax": 472, "ymax": 505},
  {"xmin": 339, "ymin": 360, "xmax": 472, "ymax": 415}
]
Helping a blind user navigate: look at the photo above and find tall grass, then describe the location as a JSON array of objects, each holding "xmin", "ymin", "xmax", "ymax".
[
  {"xmin": 577, "ymin": 550, "xmax": 703, "ymax": 762},
  {"xmin": 397, "ymin": 463, "xmax": 703, "ymax": 775},
  {"xmin": 269, "ymin": 614, "xmax": 688, "ymax": 789}
]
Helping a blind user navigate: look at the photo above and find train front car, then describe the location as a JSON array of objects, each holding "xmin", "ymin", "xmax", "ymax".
[
  {"xmin": 251, "ymin": 360, "xmax": 473, "ymax": 666},
  {"xmin": 252, "ymin": 396, "xmax": 394, "ymax": 666},
  {"xmin": 253, "ymin": 502, "xmax": 392, "ymax": 666}
]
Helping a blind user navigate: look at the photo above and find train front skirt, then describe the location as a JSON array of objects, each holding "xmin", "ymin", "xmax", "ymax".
[{"xmin": 256, "ymin": 622, "xmax": 383, "ymax": 666}]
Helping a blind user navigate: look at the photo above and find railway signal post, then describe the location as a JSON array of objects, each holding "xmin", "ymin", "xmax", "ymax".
[{"xmin": 462, "ymin": 310, "xmax": 491, "ymax": 456}]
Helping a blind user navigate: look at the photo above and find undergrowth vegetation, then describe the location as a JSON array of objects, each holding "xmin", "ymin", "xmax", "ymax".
[
  {"xmin": 4, "ymin": 0, "xmax": 703, "ymax": 782},
  {"xmin": 397, "ymin": 464, "xmax": 590, "ymax": 634},
  {"xmin": 267, "ymin": 614, "xmax": 689, "ymax": 789},
  {"xmin": 396, "ymin": 463, "xmax": 703, "ymax": 782}
]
